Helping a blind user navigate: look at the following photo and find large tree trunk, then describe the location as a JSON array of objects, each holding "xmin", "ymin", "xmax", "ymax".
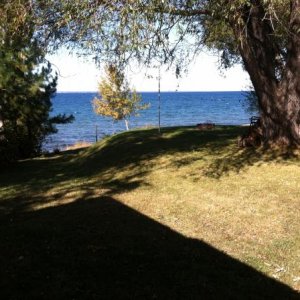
[
  {"xmin": 232, "ymin": 0, "xmax": 300, "ymax": 146},
  {"xmin": 259, "ymin": 89, "xmax": 300, "ymax": 146}
]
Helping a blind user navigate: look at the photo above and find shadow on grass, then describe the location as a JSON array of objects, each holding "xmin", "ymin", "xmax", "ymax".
[
  {"xmin": 1, "ymin": 126, "xmax": 298, "ymax": 211},
  {"xmin": 0, "ymin": 126, "xmax": 235, "ymax": 202},
  {"xmin": 0, "ymin": 126, "xmax": 299, "ymax": 297},
  {"xmin": 203, "ymin": 145, "xmax": 299, "ymax": 179},
  {"xmin": 0, "ymin": 196, "xmax": 299, "ymax": 299},
  {"xmin": 78, "ymin": 126, "xmax": 299, "ymax": 177}
]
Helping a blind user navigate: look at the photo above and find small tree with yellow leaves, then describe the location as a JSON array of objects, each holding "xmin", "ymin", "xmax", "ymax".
[{"xmin": 93, "ymin": 65, "xmax": 148, "ymax": 131}]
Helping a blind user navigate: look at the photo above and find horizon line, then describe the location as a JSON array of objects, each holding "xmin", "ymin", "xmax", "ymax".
[{"xmin": 56, "ymin": 90, "xmax": 247, "ymax": 93}]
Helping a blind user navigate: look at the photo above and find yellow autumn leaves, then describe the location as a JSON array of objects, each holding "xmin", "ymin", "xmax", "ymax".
[{"xmin": 93, "ymin": 65, "xmax": 149, "ymax": 130}]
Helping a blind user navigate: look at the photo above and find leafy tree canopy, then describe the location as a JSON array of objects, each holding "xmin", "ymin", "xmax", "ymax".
[
  {"xmin": 35, "ymin": 1, "xmax": 292, "ymax": 68},
  {"xmin": 2, "ymin": 0, "xmax": 300, "ymax": 146}
]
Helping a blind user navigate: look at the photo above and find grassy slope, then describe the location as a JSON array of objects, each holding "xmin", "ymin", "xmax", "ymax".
[{"xmin": 0, "ymin": 126, "xmax": 299, "ymax": 298}]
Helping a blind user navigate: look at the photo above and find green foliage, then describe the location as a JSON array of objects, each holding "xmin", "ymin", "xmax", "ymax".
[
  {"xmin": 0, "ymin": 44, "xmax": 73, "ymax": 162},
  {"xmin": 34, "ymin": 1, "xmax": 291, "ymax": 67},
  {"xmin": 0, "ymin": 2, "xmax": 73, "ymax": 163},
  {"xmin": 5, "ymin": 1, "xmax": 294, "ymax": 80},
  {"xmin": 93, "ymin": 65, "xmax": 149, "ymax": 130},
  {"xmin": 2, "ymin": 1, "xmax": 294, "ymax": 78},
  {"xmin": 3, "ymin": 0, "xmax": 299, "ymax": 145}
]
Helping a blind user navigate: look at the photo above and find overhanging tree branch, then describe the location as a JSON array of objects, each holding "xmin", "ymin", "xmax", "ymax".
[{"xmin": 167, "ymin": 8, "xmax": 209, "ymax": 16}]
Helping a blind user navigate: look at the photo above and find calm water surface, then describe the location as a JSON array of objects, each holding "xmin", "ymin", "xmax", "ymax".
[{"xmin": 45, "ymin": 91, "xmax": 252, "ymax": 150}]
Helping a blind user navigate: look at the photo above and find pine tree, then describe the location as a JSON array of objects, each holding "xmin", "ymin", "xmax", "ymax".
[{"xmin": 0, "ymin": 10, "xmax": 73, "ymax": 162}]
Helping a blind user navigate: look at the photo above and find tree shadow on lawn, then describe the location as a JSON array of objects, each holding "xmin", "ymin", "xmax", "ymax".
[
  {"xmin": 0, "ymin": 195, "xmax": 299, "ymax": 299},
  {"xmin": 0, "ymin": 126, "xmax": 298, "ymax": 211},
  {"xmin": 77, "ymin": 126, "xmax": 298, "ymax": 179},
  {"xmin": 202, "ymin": 145, "xmax": 299, "ymax": 179},
  {"xmin": 0, "ymin": 126, "xmax": 234, "ymax": 201},
  {"xmin": 0, "ymin": 127, "xmax": 299, "ymax": 298}
]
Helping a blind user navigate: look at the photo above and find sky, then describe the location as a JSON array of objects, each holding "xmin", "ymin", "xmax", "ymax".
[{"xmin": 47, "ymin": 49, "xmax": 250, "ymax": 93}]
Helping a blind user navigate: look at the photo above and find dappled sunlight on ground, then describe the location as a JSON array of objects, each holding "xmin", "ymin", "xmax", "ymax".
[{"xmin": 0, "ymin": 126, "xmax": 299, "ymax": 295}]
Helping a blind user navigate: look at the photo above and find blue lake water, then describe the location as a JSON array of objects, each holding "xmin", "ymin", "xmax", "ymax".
[{"xmin": 45, "ymin": 91, "xmax": 252, "ymax": 150}]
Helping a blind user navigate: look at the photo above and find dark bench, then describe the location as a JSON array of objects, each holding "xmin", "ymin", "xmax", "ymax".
[{"xmin": 238, "ymin": 116, "xmax": 262, "ymax": 147}]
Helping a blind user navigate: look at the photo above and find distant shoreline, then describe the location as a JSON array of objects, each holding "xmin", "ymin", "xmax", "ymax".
[{"xmin": 56, "ymin": 90, "xmax": 248, "ymax": 94}]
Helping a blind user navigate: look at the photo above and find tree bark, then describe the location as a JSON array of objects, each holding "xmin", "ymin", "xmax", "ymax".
[{"xmin": 232, "ymin": 0, "xmax": 300, "ymax": 146}]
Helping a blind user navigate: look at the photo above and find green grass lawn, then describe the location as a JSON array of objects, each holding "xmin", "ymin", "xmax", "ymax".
[{"xmin": 0, "ymin": 126, "xmax": 299, "ymax": 299}]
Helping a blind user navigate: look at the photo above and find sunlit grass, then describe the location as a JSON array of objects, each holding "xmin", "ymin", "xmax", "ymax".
[{"xmin": 0, "ymin": 125, "xmax": 299, "ymax": 294}]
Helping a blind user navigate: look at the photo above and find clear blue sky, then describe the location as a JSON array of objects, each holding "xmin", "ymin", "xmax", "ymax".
[{"xmin": 47, "ymin": 49, "xmax": 250, "ymax": 92}]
